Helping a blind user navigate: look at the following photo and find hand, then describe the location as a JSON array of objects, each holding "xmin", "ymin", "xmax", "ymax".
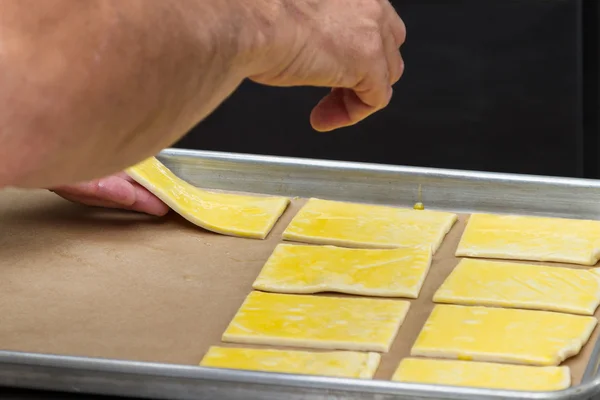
[
  {"xmin": 49, "ymin": 172, "xmax": 169, "ymax": 216},
  {"xmin": 247, "ymin": 0, "xmax": 406, "ymax": 132}
]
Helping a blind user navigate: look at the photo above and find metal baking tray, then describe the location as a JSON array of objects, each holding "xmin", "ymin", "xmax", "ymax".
[{"xmin": 1, "ymin": 147, "xmax": 600, "ymax": 400}]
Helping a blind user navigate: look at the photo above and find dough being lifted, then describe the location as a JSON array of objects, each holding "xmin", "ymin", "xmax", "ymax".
[
  {"xmin": 411, "ymin": 304, "xmax": 597, "ymax": 366},
  {"xmin": 283, "ymin": 198, "xmax": 457, "ymax": 253},
  {"xmin": 222, "ymin": 291, "xmax": 410, "ymax": 352},
  {"xmin": 456, "ymin": 213, "xmax": 600, "ymax": 265},
  {"xmin": 252, "ymin": 243, "xmax": 432, "ymax": 298},
  {"xmin": 434, "ymin": 259, "xmax": 600, "ymax": 315},
  {"xmin": 393, "ymin": 358, "xmax": 570, "ymax": 391},
  {"xmin": 126, "ymin": 156, "xmax": 289, "ymax": 239},
  {"xmin": 200, "ymin": 346, "xmax": 381, "ymax": 379}
]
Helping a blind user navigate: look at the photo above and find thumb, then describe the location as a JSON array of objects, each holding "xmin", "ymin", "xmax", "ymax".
[{"xmin": 310, "ymin": 87, "xmax": 392, "ymax": 132}]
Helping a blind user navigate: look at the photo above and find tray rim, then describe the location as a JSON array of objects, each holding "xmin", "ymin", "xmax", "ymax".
[
  {"xmin": 0, "ymin": 147, "xmax": 599, "ymax": 400},
  {"xmin": 159, "ymin": 148, "xmax": 600, "ymax": 189},
  {"xmin": 0, "ymin": 349, "xmax": 597, "ymax": 400}
]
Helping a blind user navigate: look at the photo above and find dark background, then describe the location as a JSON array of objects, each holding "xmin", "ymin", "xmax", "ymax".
[
  {"xmin": 176, "ymin": 0, "xmax": 600, "ymax": 179},
  {"xmin": 4, "ymin": 0, "xmax": 600, "ymax": 399}
]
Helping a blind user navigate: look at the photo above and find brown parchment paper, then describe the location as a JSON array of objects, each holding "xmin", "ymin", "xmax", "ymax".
[{"xmin": 0, "ymin": 188, "xmax": 597, "ymax": 386}]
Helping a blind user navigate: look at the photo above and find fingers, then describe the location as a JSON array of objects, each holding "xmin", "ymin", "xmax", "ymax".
[
  {"xmin": 127, "ymin": 181, "xmax": 170, "ymax": 216},
  {"xmin": 310, "ymin": 84, "xmax": 392, "ymax": 132},
  {"xmin": 56, "ymin": 192, "xmax": 169, "ymax": 217},
  {"xmin": 355, "ymin": 52, "xmax": 393, "ymax": 109},
  {"xmin": 311, "ymin": 40, "xmax": 397, "ymax": 131},
  {"xmin": 382, "ymin": 0, "xmax": 406, "ymax": 46},
  {"xmin": 380, "ymin": 1, "xmax": 405, "ymax": 84},
  {"xmin": 50, "ymin": 175, "xmax": 169, "ymax": 217},
  {"xmin": 310, "ymin": 88, "xmax": 368, "ymax": 131},
  {"xmin": 119, "ymin": 172, "xmax": 170, "ymax": 216},
  {"xmin": 51, "ymin": 175, "xmax": 136, "ymax": 206},
  {"xmin": 52, "ymin": 192, "xmax": 131, "ymax": 210},
  {"xmin": 382, "ymin": 24, "xmax": 404, "ymax": 84},
  {"xmin": 311, "ymin": 1, "xmax": 405, "ymax": 132},
  {"xmin": 310, "ymin": 70, "xmax": 393, "ymax": 133}
]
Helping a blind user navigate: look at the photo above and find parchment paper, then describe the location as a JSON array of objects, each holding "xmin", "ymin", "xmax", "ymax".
[{"xmin": 0, "ymin": 188, "xmax": 596, "ymax": 386}]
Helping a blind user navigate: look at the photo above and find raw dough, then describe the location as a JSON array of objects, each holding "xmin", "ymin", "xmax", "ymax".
[
  {"xmin": 125, "ymin": 156, "xmax": 290, "ymax": 239},
  {"xmin": 252, "ymin": 243, "xmax": 432, "ymax": 298},
  {"xmin": 411, "ymin": 304, "xmax": 597, "ymax": 366},
  {"xmin": 433, "ymin": 259, "xmax": 600, "ymax": 315},
  {"xmin": 456, "ymin": 213, "xmax": 600, "ymax": 265},
  {"xmin": 282, "ymin": 198, "xmax": 457, "ymax": 253},
  {"xmin": 392, "ymin": 358, "xmax": 570, "ymax": 391},
  {"xmin": 222, "ymin": 291, "xmax": 410, "ymax": 352},
  {"xmin": 200, "ymin": 346, "xmax": 381, "ymax": 378}
]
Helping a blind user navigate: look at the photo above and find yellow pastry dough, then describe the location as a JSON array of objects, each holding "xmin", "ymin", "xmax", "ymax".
[
  {"xmin": 283, "ymin": 198, "xmax": 457, "ymax": 253},
  {"xmin": 433, "ymin": 259, "xmax": 600, "ymax": 315},
  {"xmin": 456, "ymin": 213, "xmax": 600, "ymax": 265},
  {"xmin": 392, "ymin": 358, "xmax": 570, "ymax": 391},
  {"xmin": 252, "ymin": 243, "xmax": 432, "ymax": 298},
  {"xmin": 411, "ymin": 304, "xmax": 597, "ymax": 366},
  {"xmin": 125, "ymin": 156, "xmax": 290, "ymax": 239},
  {"xmin": 222, "ymin": 291, "xmax": 410, "ymax": 352},
  {"xmin": 200, "ymin": 346, "xmax": 381, "ymax": 378}
]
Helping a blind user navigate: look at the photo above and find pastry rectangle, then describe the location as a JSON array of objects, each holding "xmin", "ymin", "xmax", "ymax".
[
  {"xmin": 222, "ymin": 291, "xmax": 410, "ymax": 352},
  {"xmin": 392, "ymin": 358, "xmax": 570, "ymax": 391},
  {"xmin": 456, "ymin": 213, "xmax": 600, "ymax": 265},
  {"xmin": 283, "ymin": 198, "xmax": 457, "ymax": 253},
  {"xmin": 200, "ymin": 346, "xmax": 381, "ymax": 378},
  {"xmin": 252, "ymin": 243, "xmax": 432, "ymax": 298},
  {"xmin": 126, "ymin": 157, "xmax": 290, "ymax": 239},
  {"xmin": 433, "ymin": 259, "xmax": 600, "ymax": 315},
  {"xmin": 411, "ymin": 304, "xmax": 597, "ymax": 366}
]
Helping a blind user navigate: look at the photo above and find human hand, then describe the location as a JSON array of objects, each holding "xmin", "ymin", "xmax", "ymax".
[
  {"xmin": 49, "ymin": 172, "xmax": 169, "ymax": 216},
  {"xmin": 246, "ymin": 0, "xmax": 406, "ymax": 132}
]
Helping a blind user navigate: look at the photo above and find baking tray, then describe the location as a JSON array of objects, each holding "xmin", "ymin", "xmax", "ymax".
[{"xmin": 1, "ymin": 148, "xmax": 600, "ymax": 400}]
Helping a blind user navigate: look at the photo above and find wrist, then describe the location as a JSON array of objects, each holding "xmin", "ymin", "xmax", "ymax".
[
  {"xmin": 233, "ymin": 0, "xmax": 296, "ymax": 78},
  {"xmin": 174, "ymin": 1, "xmax": 253, "ymax": 80}
]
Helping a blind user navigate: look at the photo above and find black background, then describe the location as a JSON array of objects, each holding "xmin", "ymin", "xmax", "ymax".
[
  {"xmin": 4, "ymin": 0, "xmax": 600, "ymax": 398},
  {"xmin": 176, "ymin": 0, "xmax": 599, "ymax": 178}
]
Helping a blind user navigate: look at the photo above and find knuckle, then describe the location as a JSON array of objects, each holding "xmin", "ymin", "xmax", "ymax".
[
  {"xmin": 396, "ymin": 25, "xmax": 406, "ymax": 44},
  {"xmin": 397, "ymin": 19, "xmax": 407, "ymax": 43},
  {"xmin": 364, "ymin": 0, "xmax": 385, "ymax": 20},
  {"xmin": 361, "ymin": 36, "xmax": 384, "ymax": 61},
  {"xmin": 397, "ymin": 58, "xmax": 405, "ymax": 79},
  {"xmin": 391, "ymin": 54, "xmax": 405, "ymax": 83}
]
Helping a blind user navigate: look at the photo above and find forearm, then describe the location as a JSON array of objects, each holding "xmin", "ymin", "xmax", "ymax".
[{"xmin": 0, "ymin": 0, "xmax": 252, "ymax": 188}]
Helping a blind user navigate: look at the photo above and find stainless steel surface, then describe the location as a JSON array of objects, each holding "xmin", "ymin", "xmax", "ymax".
[
  {"xmin": 1, "ymin": 148, "xmax": 600, "ymax": 400},
  {"xmin": 159, "ymin": 149, "xmax": 600, "ymax": 220}
]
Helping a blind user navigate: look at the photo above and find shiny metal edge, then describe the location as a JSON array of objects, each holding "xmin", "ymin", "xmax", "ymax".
[
  {"xmin": 583, "ymin": 333, "xmax": 600, "ymax": 383},
  {"xmin": 1, "ymin": 148, "xmax": 600, "ymax": 400},
  {"xmin": 156, "ymin": 149, "xmax": 600, "ymax": 220},
  {"xmin": 0, "ymin": 351, "xmax": 596, "ymax": 400},
  {"xmin": 159, "ymin": 148, "xmax": 600, "ymax": 186}
]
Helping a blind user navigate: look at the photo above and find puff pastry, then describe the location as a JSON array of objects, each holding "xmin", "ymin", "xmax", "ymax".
[
  {"xmin": 222, "ymin": 291, "xmax": 410, "ymax": 352},
  {"xmin": 434, "ymin": 259, "xmax": 600, "ymax": 315},
  {"xmin": 200, "ymin": 346, "xmax": 381, "ymax": 378},
  {"xmin": 283, "ymin": 198, "xmax": 457, "ymax": 253},
  {"xmin": 253, "ymin": 243, "xmax": 432, "ymax": 298},
  {"xmin": 393, "ymin": 358, "xmax": 570, "ymax": 391},
  {"xmin": 456, "ymin": 213, "xmax": 600, "ymax": 265},
  {"xmin": 411, "ymin": 304, "xmax": 597, "ymax": 366},
  {"xmin": 126, "ymin": 157, "xmax": 289, "ymax": 239}
]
